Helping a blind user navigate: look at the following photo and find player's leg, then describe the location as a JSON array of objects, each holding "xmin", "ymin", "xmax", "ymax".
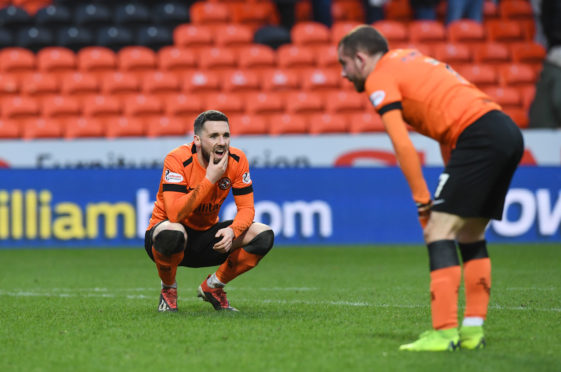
[
  {"xmin": 145, "ymin": 220, "xmax": 188, "ymax": 312},
  {"xmin": 198, "ymin": 222, "xmax": 274, "ymax": 311}
]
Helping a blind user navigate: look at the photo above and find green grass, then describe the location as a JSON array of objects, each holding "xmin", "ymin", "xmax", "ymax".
[{"xmin": 0, "ymin": 244, "xmax": 560, "ymax": 372}]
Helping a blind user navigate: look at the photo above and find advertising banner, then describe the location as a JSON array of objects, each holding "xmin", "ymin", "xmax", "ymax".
[{"xmin": 0, "ymin": 167, "xmax": 559, "ymax": 248}]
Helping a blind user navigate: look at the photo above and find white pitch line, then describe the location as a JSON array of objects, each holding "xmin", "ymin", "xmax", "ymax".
[{"xmin": 1, "ymin": 289, "xmax": 560, "ymax": 312}]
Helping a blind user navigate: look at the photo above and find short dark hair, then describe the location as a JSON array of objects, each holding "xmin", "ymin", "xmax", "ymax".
[
  {"xmin": 193, "ymin": 110, "xmax": 229, "ymax": 135},
  {"xmin": 338, "ymin": 25, "xmax": 389, "ymax": 57}
]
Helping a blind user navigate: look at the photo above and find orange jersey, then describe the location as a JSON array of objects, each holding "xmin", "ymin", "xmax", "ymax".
[
  {"xmin": 365, "ymin": 49, "xmax": 501, "ymax": 147},
  {"xmin": 148, "ymin": 143, "xmax": 255, "ymax": 238}
]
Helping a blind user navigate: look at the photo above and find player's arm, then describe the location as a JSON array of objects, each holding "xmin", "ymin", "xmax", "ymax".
[
  {"xmin": 230, "ymin": 154, "xmax": 255, "ymax": 238},
  {"xmin": 381, "ymin": 109, "xmax": 432, "ymax": 227}
]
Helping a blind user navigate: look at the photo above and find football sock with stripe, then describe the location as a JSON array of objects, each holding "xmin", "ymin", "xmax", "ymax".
[{"xmin": 459, "ymin": 240, "xmax": 491, "ymax": 321}]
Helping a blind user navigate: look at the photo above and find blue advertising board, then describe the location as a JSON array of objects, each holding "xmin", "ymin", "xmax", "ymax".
[{"xmin": 0, "ymin": 167, "xmax": 559, "ymax": 247}]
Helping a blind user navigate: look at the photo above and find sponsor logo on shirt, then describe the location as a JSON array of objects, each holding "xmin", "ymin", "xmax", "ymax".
[
  {"xmin": 369, "ymin": 90, "xmax": 386, "ymax": 107},
  {"xmin": 242, "ymin": 172, "xmax": 251, "ymax": 184},
  {"xmin": 165, "ymin": 169, "xmax": 183, "ymax": 183}
]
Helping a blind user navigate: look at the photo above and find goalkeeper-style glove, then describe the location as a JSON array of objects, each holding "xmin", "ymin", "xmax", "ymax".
[{"xmin": 416, "ymin": 200, "xmax": 432, "ymax": 229}]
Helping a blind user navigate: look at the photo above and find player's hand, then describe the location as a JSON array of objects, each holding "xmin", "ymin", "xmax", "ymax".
[
  {"xmin": 205, "ymin": 148, "xmax": 228, "ymax": 184},
  {"xmin": 417, "ymin": 200, "xmax": 432, "ymax": 229},
  {"xmin": 213, "ymin": 227, "xmax": 235, "ymax": 253}
]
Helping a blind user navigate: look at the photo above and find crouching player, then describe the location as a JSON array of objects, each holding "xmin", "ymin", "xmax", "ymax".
[{"xmin": 145, "ymin": 110, "xmax": 274, "ymax": 312}]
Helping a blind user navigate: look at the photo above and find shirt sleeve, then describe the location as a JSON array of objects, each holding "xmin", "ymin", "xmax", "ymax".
[{"xmin": 230, "ymin": 152, "xmax": 255, "ymax": 238}]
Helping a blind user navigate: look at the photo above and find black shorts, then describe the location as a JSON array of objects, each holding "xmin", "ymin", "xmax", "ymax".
[
  {"xmin": 144, "ymin": 220, "xmax": 233, "ymax": 268},
  {"xmin": 431, "ymin": 110, "xmax": 524, "ymax": 220}
]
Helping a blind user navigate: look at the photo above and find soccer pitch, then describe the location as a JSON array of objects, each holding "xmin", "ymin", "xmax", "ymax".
[{"xmin": 1, "ymin": 244, "xmax": 560, "ymax": 372}]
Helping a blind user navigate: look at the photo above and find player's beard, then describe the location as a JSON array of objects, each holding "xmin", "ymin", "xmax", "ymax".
[
  {"xmin": 201, "ymin": 143, "xmax": 228, "ymax": 164},
  {"xmin": 353, "ymin": 77, "xmax": 366, "ymax": 93}
]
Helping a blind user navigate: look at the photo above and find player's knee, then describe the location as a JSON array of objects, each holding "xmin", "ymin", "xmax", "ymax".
[
  {"xmin": 243, "ymin": 229, "xmax": 274, "ymax": 256},
  {"xmin": 152, "ymin": 221, "xmax": 187, "ymax": 256}
]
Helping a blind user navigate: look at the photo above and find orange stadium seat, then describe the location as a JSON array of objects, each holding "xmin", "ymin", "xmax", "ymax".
[
  {"xmin": 486, "ymin": 20, "xmax": 525, "ymax": 44},
  {"xmin": 222, "ymin": 70, "xmax": 260, "ymax": 94},
  {"xmin": 261, "ymin": 69, "xmax": 301, "ymax": 94},
  {"xmin": 77, "ymin": 47, "xmax": 117, "ymax": 79},
  {"xmin": 268, "ymin": 113, "xmax": 308, "ymax": 135},
  {"xmin": 472, "ymin": 42, "xmax": 511, "ymax": 65},
  {"xmin": 118, "ymin": 46, "xmax": 157, "ymax": 79},
  {"xmin": 503, "ymin": 107, "xmax": 529, "ymax": 128},
  {"xmin": 213, "ymin": 24, "xmax": 254, "ymax": 50},
  {"xmin": 123, "ymin": 94, "xmax": 163, "ymax": 122},
  {"xmin": 372, "ymin": 20, "xmax": 409, "ymax": 45},
  {"xmin": 308, "ymin": 113, "xmax": 348, "ymax": 135},
  {"xmin": 204, "ymin": 92, "xmax": 245, "ymax": 115},
  {"xmin": 483, "ymin": 0, "xmax": 499, "ymax": 20},
  {"xmin": 519, "ymin": 85, "xmax": 536, "ymax": 111},
  {"xmin": 22, "ymin": 118, "xmax": 63, "ymax": 140},
  {"xmin": 348, "ymin": 111, "xmax": 385, "ymax": 133},
  {"xmin": 189, "ymin": 1, "xmax": 230, "ymax": 26},
  {"xmin": 384, "ymin": 0, "xmax": 413, "ymax": 22},
  {"xmin": 41, "ymin": 95, "xmax": 81, "ymax": 120},
  {"xmin": 0, "ymin": 47, "xmax": 35, "ymax": 80},
  {"xmin": 164, "ymin": 93, "xmax": 203, "ymax": 123},
  {"xmin": 331, "ymin": 0, "xmax": 365, "ymax": 22},
  {"xmin": 245, "ymin": 91, "xmax": 284, "ymax": 117},
  {"xmin": 291, "ymin": 21, "xmax": 331, "ymax": 47},
  {"xmin": 456, "ymin": 64, "xmax": 498, "ymax": 88},
  {"xmin": 83, "ymin": 95, "xmax": 122, "ymax": 118},
  {"xmin": 229, "ymin": 113, "xmax": 268, "ymax": 136},
  {"xmin": 447, "ymin": 20, "xmax": 486, "ymax": 46},
  {"xmin": 20, "ymin": 73, "xmax": 59, "ymax": 103},
  {"xmin": 36, "ymin": 47, "xmax": 76, "ymax": 79},
  {"xmin": 314, "ymin": 45, "xmax": 340, "ymax": 69},
  {"xmin": 105, "ymin": 116, "xmax": 145, "ymax": 138},
  {"xmin": 197, "ymin": 47, "xmax": 237, "ymax": 73},
  {"xmin": 432, "ymin": 42, "xmax": 472, "ymax": 68},
  {"xmin": 141, "ymin": 71, "xmax": 181, "ymax": 101},
  {"xmin": 146, "ymin": 116, "xmax": 187, "ymax": 138},
  {"xmin": 183, "ymin": 70, "xmax": 221, "ymax": 94},
  {"xmin": 301, "ymin": 68, "xmax": 341, "ymax": 97},
  {"xmin": 325, "ymin": 90, "xmax": 365, "ymax": 114},
  {"xmin": 101, "ymin": 71, "xmax": 140, "ymax": 104},
  {"xmin": 285, "ymin": 92, "xmax": 323, "ymax": 117},
  {"xmin": 0, "ymin": 119, "xmax": 21, "ymax": 139},
  {"xmin": 1, "ymin": 96, "xmax": 40, "ymax": 119},
  {"xmin": 237, "ymin": 45, "xmax": 276, "ymax": 76},
  {"xmin": 173, "ymin": 24, "xmax": 214, "ymax": 52},
  {"xmin": 64, "ymin": 117, "xmax": 105, "ymax": 139},
  {"xmin": 331, "ymin": 21, "xmax": 361, "ymax": 45},
  {"xmin": 276, "ymin": 44, "xmax": 315, "ymax": 69},
  {"xmin": 499, "ymin": 0, "xmax": 533, "ymax": 20},
  {"xmin": 0, "ymin": 74, "xmax": 20, "ymax": 99},
  {"xmin": 157, "ymin": 46, "xmax": 197, "ymax": 77},
  {"xmin": 230, "ymin": 2, "xmax": 278, "ymax": 32},
  {"xmin": 482, "ymin": 86, "xmax": 521, "ymax": 109},
  {"xmin": 499, "ymin": 63, "xmax": 536, "ymax": 87},
  {"xmin": 60, "ymin": 71, "xmax": 100, "ymax": 103},
  {"xmin": 510, "ymin": 42, "xmax": 546, "ymax": 73},
  {"xmin": 409, "ymin": 20, "xmax": 446, "ymax": 45}
]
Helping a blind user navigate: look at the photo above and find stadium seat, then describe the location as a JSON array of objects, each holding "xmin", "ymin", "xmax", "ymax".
[
  {"xmin": 483, "ymin": 0, "xmax": 499, "ymax": 20},
  {"xmin": 146, "ymin": 116, "xmax": 187, "ymax": 137},
  {"xmin": 20, "ymin": 72, "xmax": 59, "ymax": 101},
  {"xmin": 118, "ymin": 46, "xmax": 157, "ymax": 79},
  {"xmin": 0, "ymin": 47, "xmax": 35, "ymax": 79},
  {"xmin": 152, "ymin": 1, "xmax": 189, "ymax": 28},
  {"xmin": 268, "ymin": 113, "xmax": 308, "ymax": 135},
  {"xmin": 499, "ymin": 63, "xmax": 535, "ymax": 87},
  {"xmin": 123, "ymin": 94, "xmax": 163, "ymax": 123},
  {"xmin": 136, "ymin": 25, "xmax": 173, "ymax": 52},
  {"xmin": 456, "ymin": 64, "xmax": 498, "ymax": 88},
  {"xmin": 510, "ymin": 42, "xmax": 546, "ymax": 73},
  {"xmin": 22, "ymin": 118, "xmax": 63, "ymax": 140},
  {"xmin": 291, "ymin": 21, "xmax": 331, "ymax": 47},
  {"xmin": 197, "ymin": 47, "xmax": 237, "ymax": 73},
  {"xmin": 1, "ymin": 96, "xmax": 39, "ymax": 119},
  {"xmin": 0, "ymin": 119, "xmax": 21, "ymax": 139},
  {"xmin": 183, "ymin": 70, "xmax": 220, "ymax": 94},
  {"xmin": 229, "ymin": 113, "xmax": 268, "ymax": 136},
  {"xmin": 308, "ymin": 113, "xmax": 348, "ymax": 135},
  {"xmin": 96, "ymin": 26, "xmax": 134, "ymax": 52},
  {"xmin": 213, "ymin": 24, "xmax": 253, "ymax": 50},
  {"xmin": 301, "ymin": 69, "xmax": 341, "ymax": 98},
  {"xmin": 164, "ymin": 93, "xmax": 203, "ymax": 122},
  {"xmin": 244, "ymin": 91, "xmax": 284, "ymax": 117},
  {"xmin": 260, "ymin": 69, "xmax": 301, "ymax": 96},
  {"xmin": 277, "ymin": 44, "xmax": 315, "ymax": 69},
  {"xmin": 35, "ymin": 4, "xmax": 72, "ymax": 28},
  {"xmin": 253, "ymin": 25, "xmax": 291, "ymax": 50},
  {"xmin": 472, "ymin": 42, "xmax": 511, "ymax": 65},
  {"xmin": 384, "ymin": 0, "xmax": 413, "ymax": 22},
  {"xmin": 74, "ymin": 3, "xmax": 112, "ymax": 28},
  {"xmin": 60, "ymin": 71, "xmax": 100, "ymax": 102},
  {"xmin": 83, "ymin": 95, "xmax": 122, "ymax": 118},
  {"xmin": 15, "ymin": 0, "xmax": 53, "ymax": 16},
  {"xmin": 409, "ymin": 20, "xmax": 446, "ymax": 45},
  {"xmin": 204, "ymin": 92, "xmax": 245, "ymax": 115},
  {"xmin": 77, "ymin": 46, "xmax": 117, "ymax": 79},
  {"xmin": 314, "ymin": 45, "xmax": 340, "ymax": 69},
  {"xmin": 499, "ymin": 0, "xmax": 533, "ymax": 20},
  {"xmin": 348, "ymin": 111, "xmax": 385, "ymax": 133},
  {"xmin": 189, "ymin": 1, "xmax": 230, "ymax": 26},
  {"xmin": 519, "ymin": 84, "xmax": 536, "ymax": 111},
  {"xmin": 37, "ymin": 47, "xmax": 76, "ymax": 79},
  {"xmin": 141, "ymin": 71, "xmax": 181, "ymax": 101},
  {"xmin": 101, "ymin": 71, "xmax": 140, "ymax": 104},
  {"xmin": 157, "ymin": 46, "xmax": 197, "ymax": 77},
  {"xmin": 56, "ymin": 26, "xmax": 95, "ymax": 53},
  {"xmin": 221, "ymin": 70, "xmax": 260, "ymax": 94},
  {"xmin": 0, "ymin": 73, "xmax": 19, "ymax": 99},
  {"xmin": 0, "ymin": 6, "xmax": 33, "ymax": 29},
  {"xmin": 64, "ymin": 116, "xmax": 104, "ymax": 139},
  {"xmin": 432, "ymin": 42, "xmax": 472, "ymax": 68},
  {"xmin": 325, "ymin": 90, "xmax": 365, "ymax": 114},
  {"xmin": 331, "ymin": 21, "xmax": 361, "ymax": 45},
  {"xmin": 0, "ymin": 28, "xmax": 14, "ymax": 49},
  {"xmin": 447, "ymin": 20, "xmax": 486, "ymax": 46},
  {"xmin": 237, "ymin": 44, "xmax": 276, "ymax": 76},
  {"xmin": 372, "ymin": 20, "xmax": 408, "ymax": 45},
  {"xmin": 16, "ymin": 26, "xmax": 54, "ymax": 52},
  {"xmin": 114, "ymin": 3, "xmax": 151, "ymax": 29},
  {"xmin": 105, "ymin": 116, "xmax": 145, "ymax": 138},
  {"xmin": 331, "ymin": 0, "xmax": 365, "ymax": 22},
  {"xmin": 285, "ymin": 92, "xmax": 323, "ymax": 116},
  {"xmin": 41, "ymin": 95, "xmax": 80, "ymax": 119},
  {"xmin": 486, "ymin": 20, "xmax": 525, "ymax": 44},
  {"xmin": 173, "ymin": 24, "xmax": 213, "ymax": 52},
  {"xmin": 482, "ymin": 86, "xmax": 521, "ymax": 108},
  {"xmin": 230, "ymin": 2, "xmax": 278, "ymax": 32}
]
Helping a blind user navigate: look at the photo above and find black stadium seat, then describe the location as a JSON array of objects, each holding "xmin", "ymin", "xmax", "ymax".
[
  {"xmin": 0, "ymin": 6, "xmax": 33, "ymax": 29},
  {"xmin": 152, "ymin": 1, "xmax": 190, "ymax": 28},
  {"xmin": 16, "ymin": 26, "xmax": 54, "ymax": 53},
  {"xmin": 74, "ymin": 3, "xmax": 112, "ymax": 29},
  {"xmin": 253, "ymin": 25, "xmax": 291, "ymax": 50},
  {"xmin": 57, "ymin": 26, "xmax": 95, "ymax": 52},
  {"xmin": 35, "ymin": 5, "xmax": 73, "ymax": 29},
  {"xmin": 114, "ymin": 3, "xmax": 151, "ymax": 29},
  {"xmin": 96, "ymin": 25, "xmax": 134, "ymax": 52},
  {"xmin": 0, "ymin": 28, "xmax": 14, "ymax": 48},
  {"xmin": 136, "ymin": 25, "xmax": 173, "ymax": 51}
]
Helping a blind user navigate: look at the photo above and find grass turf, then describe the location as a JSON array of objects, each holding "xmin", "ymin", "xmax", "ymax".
[{"xmin": 0, "ymin": 244, "xmax": 560, "ymax": 372}]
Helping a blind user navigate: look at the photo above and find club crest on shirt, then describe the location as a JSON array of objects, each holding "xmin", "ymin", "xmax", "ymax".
[
  {"xmin": 369, "ymin": 90, "xmax": 386, "ymax": 107},
  {"xmin": 218, "ymin": 177, "xmax": 232, "ymax": 190},
  {"xmin": 242, "ymin": 172, "xmax": 251, "ymax": 184},
  {"xmin": 165, "ymin": 169, "xmax": 183, "ymax": 183}
]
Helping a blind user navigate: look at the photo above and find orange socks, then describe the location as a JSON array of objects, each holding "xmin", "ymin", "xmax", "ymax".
[
  {"xmin": 430, "ymin": 265, "xmax": 462, "ymax": 329},
  {"xmin": 215, "ymin": 248, "xmax": 263, "ymax": 284},
  {"xmin": 152, "ymin": 247, "xmax": 184, "ymax": 286},
  {"xmin": 463, "ymin": 257, "xmax": 491, "ymax": 320}
]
